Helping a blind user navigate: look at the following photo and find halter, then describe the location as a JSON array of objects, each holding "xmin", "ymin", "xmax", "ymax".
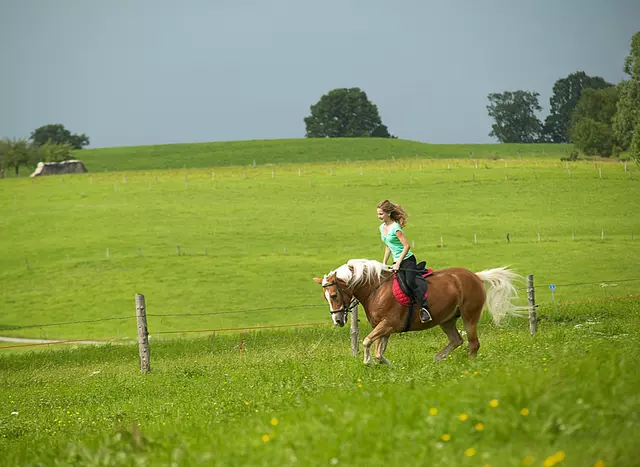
[{"xmin": 322, "ymin": 281, "xmax": 359, "ymax": 315}]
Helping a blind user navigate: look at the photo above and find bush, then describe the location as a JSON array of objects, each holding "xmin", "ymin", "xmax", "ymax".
[
  {"xmin": 571, "ymin": 118, "xmax": 614, "ymax": 157},
  {"xmin": 560, "ymin": 150, "xmax": 580, "ymax": 161},
  {"xmin": 631, "ymin": 123, "xmax": 640, "ymax": 165}
]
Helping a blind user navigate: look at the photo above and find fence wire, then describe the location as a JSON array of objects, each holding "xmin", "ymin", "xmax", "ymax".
[
  {"xmin": 0, "ymin": 304, "xmax": 327, "ymax": 332},
  {"xmin": 517, "ymin": 277, "xmax": 640, "ymax": 291},
  {"xmin": 2, "ymin": 276, "xmax": 639, "ymax": 340}
]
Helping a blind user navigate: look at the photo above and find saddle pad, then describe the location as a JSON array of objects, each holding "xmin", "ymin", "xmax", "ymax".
[{"xmin": 392, "ymin": 269, "xmax": 434, "ymax": 306}]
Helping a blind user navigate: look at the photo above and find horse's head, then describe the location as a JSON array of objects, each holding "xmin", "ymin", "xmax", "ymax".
[{"xmin": 313, "ymin": 272, "xmax": 355, "ymax": 327}]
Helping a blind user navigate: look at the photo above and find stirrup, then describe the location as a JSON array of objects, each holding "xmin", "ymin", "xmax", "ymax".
[{"xmin": 420, "ymin": 307, "xmax": 432, "ymax": 322}]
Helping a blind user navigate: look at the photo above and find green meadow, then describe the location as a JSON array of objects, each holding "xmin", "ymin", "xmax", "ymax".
[
  {"xmin": 1, "ymin": 139, "xmax": 639, "ymax": 466},
  {"xmin": 6, "ymin": 139, "xmax": 573, "ymax": 176},
  {"xmin": 77, "ymin": 139, "xmax": 576, "ymax": 172}
]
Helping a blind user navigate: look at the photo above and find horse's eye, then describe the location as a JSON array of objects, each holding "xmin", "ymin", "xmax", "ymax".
[{"xmin": 330, "ymin": 294, "xmax": 338, "ymax": 300}]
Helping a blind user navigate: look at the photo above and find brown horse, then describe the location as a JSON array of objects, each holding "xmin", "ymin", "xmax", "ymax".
[{"xmin": 313, "ymin": 259, "xmax": 527, "ymax": 364}]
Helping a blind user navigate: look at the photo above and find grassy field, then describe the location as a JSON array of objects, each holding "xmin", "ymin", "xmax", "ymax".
[
  {"xmin": 6, "ymin": 138, "xmax": 575, "ymax": 176},
  {"xmin": 1, "ymin": 141, "xmax": 639, "ymax": 465},
  {"xmin": 1, "ymin": 302, "xmax": 639, "ymax": 466},
  {"xmin": 0, "ymin": 156, "xmax": 638, "ymax": 340}
]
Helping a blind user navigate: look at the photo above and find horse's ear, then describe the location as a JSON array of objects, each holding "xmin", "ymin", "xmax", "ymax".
[{"xmin": 313, "ymin": 277, "xmax": 323, "ymax": 285}]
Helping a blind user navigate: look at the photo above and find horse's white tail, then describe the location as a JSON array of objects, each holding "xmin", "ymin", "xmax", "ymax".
[{"xmin": 476, "ymin": 267, "xmax": 529, "ymax": 325}]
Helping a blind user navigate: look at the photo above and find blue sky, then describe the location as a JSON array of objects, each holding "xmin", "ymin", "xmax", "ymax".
[{"xmin": 1, "ymin": 0, "xmax": 638, "ymax": 148}]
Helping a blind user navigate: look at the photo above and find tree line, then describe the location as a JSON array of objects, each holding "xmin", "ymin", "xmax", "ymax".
[
  {"xmin": 302, "ymin": 31, "xmax": 639, "ymax": 164},
  {"xmin": 0, "ymin": 124, "xmax": 89, "ymax": 177},
  {"xmin": 487, "ymin": 31, "xmax": 640, "ymax": 161}
]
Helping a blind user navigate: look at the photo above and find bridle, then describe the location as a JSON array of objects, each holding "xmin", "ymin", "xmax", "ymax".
[
  {"xmin": 322, "ymin": 280, "xmax": 359, "ymax": 316},
  {"xmin": 322, "ymin": 273, "xmax": 393, "ymax": 316}
]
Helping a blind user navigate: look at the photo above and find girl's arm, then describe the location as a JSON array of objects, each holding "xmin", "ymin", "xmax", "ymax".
[
  {"xmin": 392, "ymin": 230, "xmax": 411, "ymax": 271},
  {"xmin": 382, "ymin": 246, "xmax": 391, "ymax": 265}
]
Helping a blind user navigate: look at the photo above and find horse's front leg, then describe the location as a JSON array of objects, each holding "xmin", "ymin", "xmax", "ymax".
[
  {"xmin": 363, "ymin": 320, "xmax": 394, "ymax": 365},
  {"xmin": 375, "ymin": 335, "xmax": 391, "ymax": 364}
]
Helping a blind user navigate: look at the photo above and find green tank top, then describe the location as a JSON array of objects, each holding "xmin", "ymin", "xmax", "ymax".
[{"xmin": 380, "ymin": 222, "xmax": 413, "ymax": 262}]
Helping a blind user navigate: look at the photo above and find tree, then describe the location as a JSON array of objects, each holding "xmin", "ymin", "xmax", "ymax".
[
  {"xmin": 570, "ymin": 87, "xmax": 619, "ymax": 156},
  {"xmin": 572, "ymin": 87, "xmax": 619, "ymax": 125},
  {"xmin": 612, "ymin": 80, "xmax": 639, "ymax": 151},
  {"xmin": 304, "ymin": 88, "xmax": 392, "ymax": 138},
  {"xmin": 38, "ymin": 142, "xmax": 74, "ymax": 162},
  {"xmin": 612, "ymin": 32, "xmax": 640, "ymax": 163},
  {"xmin": 543, "ymin": 72, "xmax": 612, "ymax": 143},
  {"xmin": 0, "ymin": 138, "xmax": 36, "ymax": 176},
  {"xmin": 30, "ymin": 124, "xmax": 89, "ymax": 149},
  {"xmin": 486, "ymin": 90, "xmax": 543, "ymax": 143},
  {"xmin": 0, "ymin": 140, "xmax": 7, "ymax": 178}
]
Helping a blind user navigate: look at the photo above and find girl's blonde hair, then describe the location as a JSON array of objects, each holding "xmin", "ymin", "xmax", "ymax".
[{"xmin": 377, "ymin": 199, "xmax": 408, "ymax": 227}]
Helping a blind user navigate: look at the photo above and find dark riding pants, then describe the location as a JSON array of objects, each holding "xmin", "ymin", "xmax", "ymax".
[{"xmin": 398, "ymin": 255, "xmax": 427, "ymax": 308}]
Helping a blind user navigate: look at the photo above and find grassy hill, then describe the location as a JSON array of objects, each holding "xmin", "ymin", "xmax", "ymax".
[{"xmin": 71, "ymin": 139, "xmax": 574, "ymax": 173}]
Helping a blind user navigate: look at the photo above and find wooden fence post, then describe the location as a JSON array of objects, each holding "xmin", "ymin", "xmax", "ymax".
[
  {"xmin": 350, "ymin": 301, "xmax": 359, "ymax": 356},
  {"xmin": 526, "ymin": 275, "xmax": 537, "ymax": 336},
  {"xmin": 135, "ymin": 294, "xmax": 151, "ymax": 373}
]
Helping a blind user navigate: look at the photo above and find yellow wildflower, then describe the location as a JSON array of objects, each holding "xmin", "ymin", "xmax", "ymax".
[
  {"xmin": 520, "ymin": 408, "xmax": 529, "ymax": 416},
  {"xmin": 464, "ymin": 447, "xmax": 476, "ymax": 457},
  {"xmin": 594, "ymin": 460, "xmax": 605, "ymax": 467},
  {"xmin": 441, "ymin": 433, "xmax": 451, "ymax": 441},
  {"xmin": 489, "ymin": 399, "xmax": 499, "ymax": 408},
  {"xmin": 459, "ymin": 413, "xmax": 469, "ymax": 421},
  {"xmin": 429, "ymin": 408, "xmax": 438, "ymax": 416},
  {"xmin": 261, "ymin": 434, "xmax": 270, "ymax": 443},
  {"xmin": 543, "ymin": 450, "xmax": 566, "ymax": 466},
  {"xmin": 474, "ymin": 423, "xmax": 484, "ymax": 431},
  {"xmin": 270, "ymin": 418, "xmax": 279, "ymax": 426}
]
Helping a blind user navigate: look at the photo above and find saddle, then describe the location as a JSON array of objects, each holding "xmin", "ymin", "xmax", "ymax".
[{"xmin": 392, "ymin": 261, "xmax": 435, "ymax": 307}]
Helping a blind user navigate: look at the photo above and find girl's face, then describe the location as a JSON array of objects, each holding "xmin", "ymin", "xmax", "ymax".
[{"xmin": 377, "ymin": 208, "xmax": 390, "ymax": 223}]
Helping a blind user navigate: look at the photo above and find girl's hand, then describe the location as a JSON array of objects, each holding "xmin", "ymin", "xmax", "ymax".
[{"xmin": 392, "ymin": 262, "xmax": 400, "ymax": 272}]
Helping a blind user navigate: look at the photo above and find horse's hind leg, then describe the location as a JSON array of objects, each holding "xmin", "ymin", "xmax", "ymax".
[
  {"xmin": 462, "ymin": 306, "xmax": 482, "ymax": 359},
  {"xmin": 434, "ymin": 317, "xmax": 464, "ymax": 361}
]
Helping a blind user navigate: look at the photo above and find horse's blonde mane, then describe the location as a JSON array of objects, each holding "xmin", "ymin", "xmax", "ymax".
[{"xmin": 326, "ymin": 259, "xmax": 390, "ymax": 288}]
